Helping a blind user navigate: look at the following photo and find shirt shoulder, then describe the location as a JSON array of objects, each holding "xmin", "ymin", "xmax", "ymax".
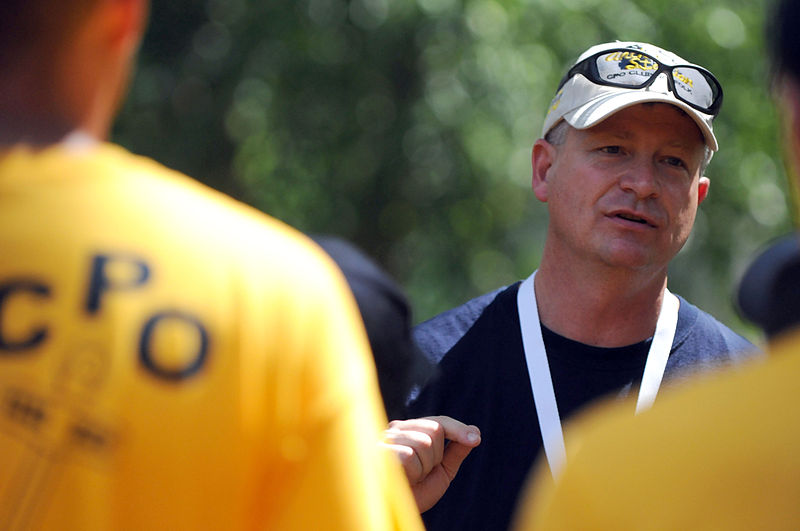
[
  {"xmin": 413, "ymin": 284, "xmax": 513, "ymax": 364},
  {"xmin": 669, "ymin": 295, "xmax": 759, "ymax": 377}
]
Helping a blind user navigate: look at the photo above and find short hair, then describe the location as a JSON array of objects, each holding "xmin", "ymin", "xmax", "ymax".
[
  {"xmin": 543, "ymin": 119, "xmax": 570, "ymax": 146},
  {"xmin": 0, "ymin": 0, "xmax": 99, "ymax": 67},
  {"xmin": 767, "ymin": 0, "xmax": 800, "ymax": 82},
  {"xmin": 544, "ymin": 117, "xmax": 713, "ymax": 175}
]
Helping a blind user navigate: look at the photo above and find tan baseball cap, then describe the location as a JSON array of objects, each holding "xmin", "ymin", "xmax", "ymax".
[{"xmin": 542, "ymin": 41, "xmax": 721, "ymax": 151}]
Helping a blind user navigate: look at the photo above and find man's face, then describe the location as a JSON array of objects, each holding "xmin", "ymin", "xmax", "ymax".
[{"xmin": 533, "ymin": 103, "xmax": 709, "ymax": 273}]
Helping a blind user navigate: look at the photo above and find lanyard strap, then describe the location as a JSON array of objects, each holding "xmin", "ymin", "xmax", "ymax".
[{"xmin": 517, "ymin": 270, "xmax": 679, "ymax": 478}]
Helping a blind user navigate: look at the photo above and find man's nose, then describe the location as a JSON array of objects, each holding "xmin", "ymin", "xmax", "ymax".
[{"xmin": 618, "ymin": 158, "xmax": 660, "ymax": 199}]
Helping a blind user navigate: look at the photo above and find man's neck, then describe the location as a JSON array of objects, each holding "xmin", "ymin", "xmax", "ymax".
[{"xmin": 533, "ymin": 260, "xmax": 668, "ymax": 348}]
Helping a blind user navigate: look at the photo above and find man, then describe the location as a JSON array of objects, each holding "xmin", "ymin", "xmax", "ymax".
[
  {"xmin": 0, "ymin": 1, "xmax": 423, "ymax": 529},
  {"xmin": 513, "ymin": 2, "xmax": 800, "ymax": 529},
  {"xmin": 393, "ymin": 41, "xmax": 756, "ymax": 531}
]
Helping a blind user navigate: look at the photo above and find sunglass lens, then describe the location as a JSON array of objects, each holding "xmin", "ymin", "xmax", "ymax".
[
  {"xmin": 671, "ymin": 68, "xmax": 717, "ymax": 109},
  {"xmin": 594, "ymin": 51, "xmax": 658, "ymax": 87}
]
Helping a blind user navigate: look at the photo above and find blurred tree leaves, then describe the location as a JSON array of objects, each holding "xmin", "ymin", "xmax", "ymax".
[{"xmin": 114, "ymin": 0, "xmax": 787, "ymax": 340}]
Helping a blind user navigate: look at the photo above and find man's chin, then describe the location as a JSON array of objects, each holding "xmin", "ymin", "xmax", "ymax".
[{"xmin": 597, "ymin": 244, "xmax": 661, "ymax": 272}]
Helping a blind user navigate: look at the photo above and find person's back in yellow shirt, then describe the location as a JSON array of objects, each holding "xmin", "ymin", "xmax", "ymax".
[{"xmin": 0, "ymin": 141, "xmax": 422, "ymax": 530}]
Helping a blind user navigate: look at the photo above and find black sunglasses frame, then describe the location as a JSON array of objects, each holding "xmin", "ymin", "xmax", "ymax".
[{"xmin": 557, "ymin": 48, "xmax": 724, "ymax": 116}]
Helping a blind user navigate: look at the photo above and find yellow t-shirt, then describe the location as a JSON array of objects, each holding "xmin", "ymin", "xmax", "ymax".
[
  {"xmin": 0, "ymin": 142, "xmax": 422, "ymax": 530},
  {"xmin": 514, "ymin": 331, "xmax": 800, "ymax": 530}
]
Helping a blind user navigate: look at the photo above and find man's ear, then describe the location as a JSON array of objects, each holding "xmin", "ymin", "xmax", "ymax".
[
  {"xmin": 102, "ymin": 0, "xmax": 148, "ymax": 52},
  {"xmin": 532, "ymin": 139, "xmax": 557, "ymax": 203},
  {"xmin": 697, "ymin": 176, "xmax": 710, "ymax": 205}
]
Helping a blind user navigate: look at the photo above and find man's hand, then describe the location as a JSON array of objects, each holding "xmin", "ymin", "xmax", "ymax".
[{"xmin": 382, "ymin": 416, "xmax": 481, "ymax": 512}]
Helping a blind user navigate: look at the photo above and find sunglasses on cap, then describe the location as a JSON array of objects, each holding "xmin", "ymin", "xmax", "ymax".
[{"xmin": 558, "ymin": 48, "xmax": 723, "ymax": 116}]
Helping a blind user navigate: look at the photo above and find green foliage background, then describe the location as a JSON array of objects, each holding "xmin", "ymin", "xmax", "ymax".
[{"xmin": 115, "ymin": 0, "xmax": 789, "ymax": 342}]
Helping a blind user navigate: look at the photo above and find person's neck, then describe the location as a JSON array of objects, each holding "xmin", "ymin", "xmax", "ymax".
[
  {"xmin": 0, "ymin": 119, "xmax": 78, "ymax": 148},
  {"xmin": 0, "ymin": 85, "xmax": 82, "ymax": 148},
  {"xmin": 533, "ymin": 259, "xmax": 668, "ymax": 348},
  {"xmin": 0, "ymin": 66, "xmax": 104, "ymax": 148}
]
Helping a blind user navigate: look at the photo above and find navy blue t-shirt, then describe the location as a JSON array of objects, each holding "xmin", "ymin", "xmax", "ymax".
[{"xmin": 408, "ymin": 282, "xmax": 756, "ymax": 531}]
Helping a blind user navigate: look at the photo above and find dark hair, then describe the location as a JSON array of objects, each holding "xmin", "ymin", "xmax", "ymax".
[
  {"xmin": 0, "ymin": 0, "xmax": 99, "ymax": 66},
  {"xmin": 767, "ymin": 0, "xmax": 800, "ymax": 82}
]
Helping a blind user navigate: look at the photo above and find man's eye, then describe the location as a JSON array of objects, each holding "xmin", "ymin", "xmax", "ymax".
[
  {"xmin": 600, "ymin": 146, "xmax": 621, "ymax": 154},
  {"xmin": 665, "ymin": 157, "xmax": 686, "ymax": 168}
]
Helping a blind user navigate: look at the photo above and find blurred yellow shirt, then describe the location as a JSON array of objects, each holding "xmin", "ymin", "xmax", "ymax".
[
  {"xmin": 514, "ymin": 330, "xmax": 800, "ymax": 530},
  {"xmin": 0, "ymin": 142, "xmax": 422, "ymax": 530}
]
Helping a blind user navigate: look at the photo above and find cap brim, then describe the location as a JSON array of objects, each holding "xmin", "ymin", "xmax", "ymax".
[{"xmin": 561, "ymin": 90, "xmax": 718, "ymax": 151}]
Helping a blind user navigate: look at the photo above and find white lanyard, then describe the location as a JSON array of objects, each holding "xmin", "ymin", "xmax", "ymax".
[{"xmin": 517, "ymin": 270, "xmax": 679, "ymax": 478}]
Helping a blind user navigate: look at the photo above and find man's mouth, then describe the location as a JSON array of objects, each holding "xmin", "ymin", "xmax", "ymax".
[
  {"xmin": 616, "ymin": 213, "xmax": 648, "ymax": 224},
  {"xmin": 612, "ymin": 211, "xmax": 657, "ymax": 227}
]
